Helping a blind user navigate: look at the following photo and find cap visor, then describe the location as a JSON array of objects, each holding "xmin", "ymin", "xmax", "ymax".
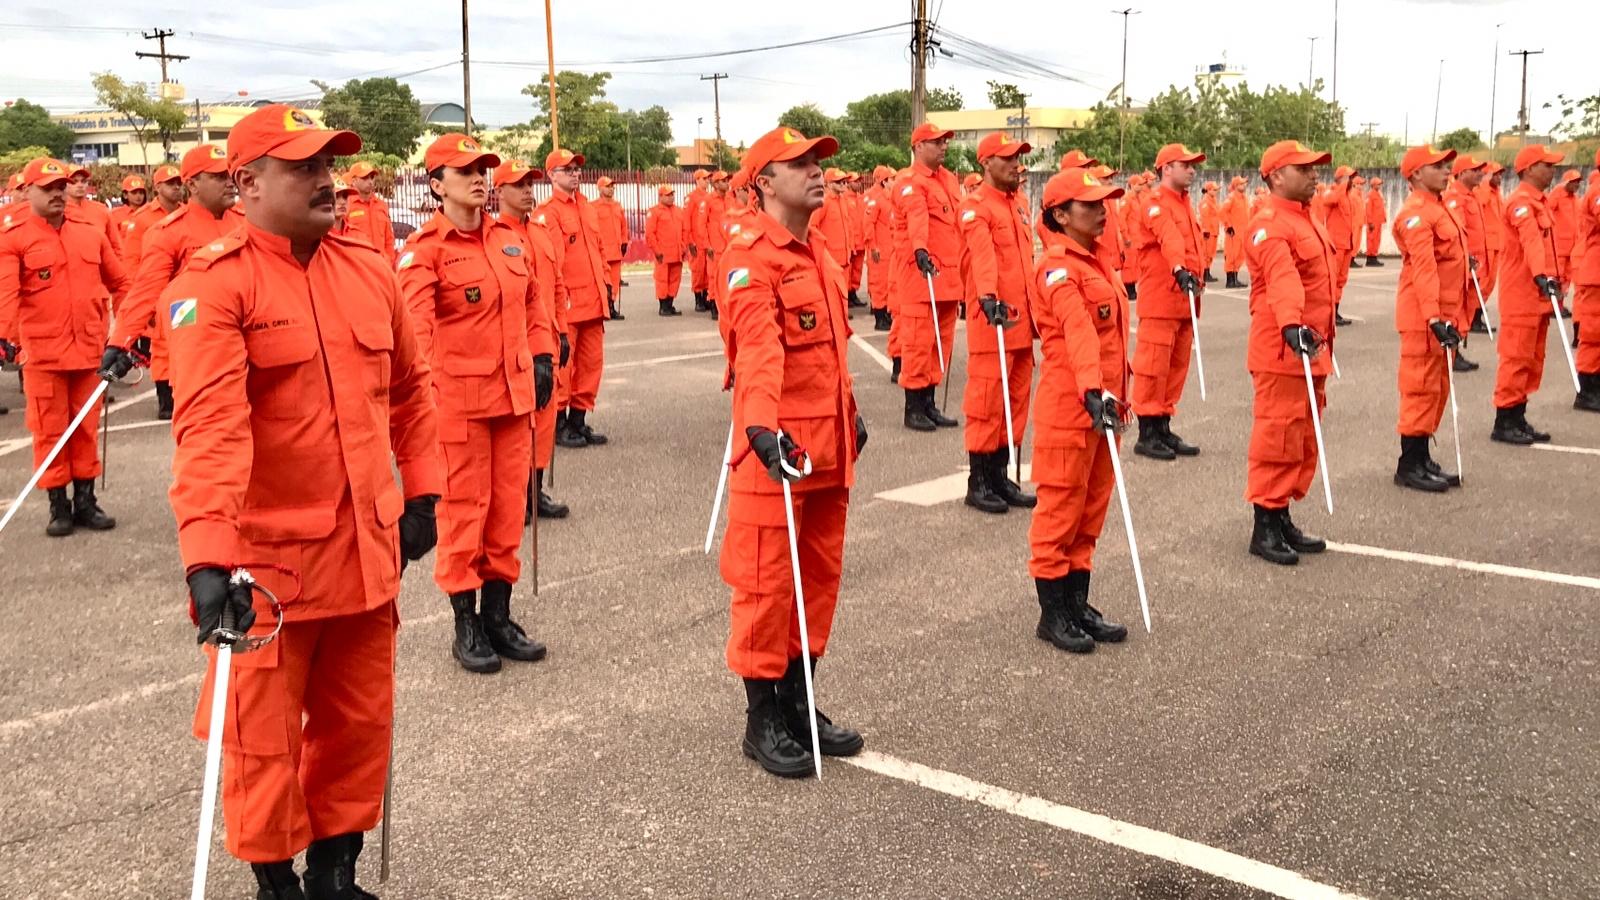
[
  {"xmin": 916, "ymin": 129, "xmax": 956, "ymax": 143},
  {"xmin": 438, "ymin": 150, "xmax": 503, "ymax": 171},
  {"xmin": 495, "ymin": 169, "xmax": 544, "ymax": 187},
  {"xmin": 1285, "ymin": 151, "xmax": 1334, "ymax": 168},
  {"xmin": 1082, "ymin": 185, "xmax": 1124, "ymax": 202},
  {"xmin": 772, "ymin": 135, "xmax": 840, "ymax": 164},
  {"xmin": 31, "ymin": 174, "xmax": 69, "ymax": 188},
  {"xmin": 984, "ymin": 142, "xmax": 1033, "ymax": 161},
  {"xmin": 272, "ymin": 129, "xmax": 363, "ymax": 162}
]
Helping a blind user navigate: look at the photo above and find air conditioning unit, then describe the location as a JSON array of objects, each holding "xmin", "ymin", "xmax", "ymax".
[{"xmin": 159, "ymin": 81, "xmax": 186, "ymax": 101}]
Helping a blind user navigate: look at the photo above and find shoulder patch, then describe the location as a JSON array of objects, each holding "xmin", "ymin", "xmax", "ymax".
[
  {"xmin": 960, "ymin": 209, "xmax": 977, "ymax": 223},
  {"xmin": 1147, "ymin": 206, "xmax": 1161, "ymax": 217},
  {"xmin": 727, "ymin": 268, "xmax": 751, "ymax": 290},
  {"xmin": 397, "ymin": 250, "xmax": 416, "ymax": 270},
  {"xmin": 1044, "ymin": 269, "xmax": 1069, "ymax": 286},
  {"xmin": 900, "ymin": 185, "xmax": 915, "ymax": 197},
  {"xmin": 1404, "ymin": 215, "xmax": 1423, "ymax": 229},
  {"xmin": 168, "ymin": 297, "xmax": 199, "ymax": 330},
  {"xmin": 1514, "ymin": 206, "xmax": 1530, "ymax": 218},
  {"xmin": 1251, "ymin": 228, "xmax": 1269, "ymax": 245}
]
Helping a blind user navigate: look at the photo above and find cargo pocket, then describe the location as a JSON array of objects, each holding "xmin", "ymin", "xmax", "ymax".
[{"xmin": 244, "ymin": 327, "xmax": 320, "ymax": 420}]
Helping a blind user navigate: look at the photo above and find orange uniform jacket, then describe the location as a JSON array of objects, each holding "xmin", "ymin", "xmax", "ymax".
[
  {"xmin": 346, "ymin": 193, "xmax": 397, "ymax": 264},
  {"xmin": 847, "ymin": 190, "xmax": 868, "ymax": 254},
  {"xmin": 0, "ymin": 210, "xmax": 129, "ymax": 369},
  {"xmin": 810, "ymin": 190, "xmax": 856, "ymax": 267},
  {"xmin": 1131, "ymin": 184, "xmax": 1206, "ymax": 319},
  {"xmin": 958, "ymin": 183, "xmax": 1036, "ymax": 352},
  {"xmin": 1477, "ymin": 182, "xmax": 1506, "ymax": 253},
  {"xmin": 1199, "ymin": 194, "xmax": 1221, "ymax": 244},
  {"xmin": 646, "ymin": 203, "xmax": 688, "ymax": 260},
  {"xmin": 1578, "ymin": 182, "xmax": 1600, "ymax": 289},
  {"xmin": 1365, "ymin": 188, "xmax": 1387, "ymax": 228},
  {"xmin": 1443, "ymin": 182, "xmax": 1486, "ymax": 268},
  {"xmin": 590, "ymin": 196, "xmax": 628, "ymax": 262},
  {"xmin": 498, "ymin": 212, "xmax": 568, "ymax": 336},
  {"xmin": 1500, "ymin": 183, "xmax": 1558, "ymax": 321},
  {"xmin": 1, "ymin": 199, "xmax": 31, "ymax": 228},
  {"xmin": 111, "ymin": 201, "xmax": 247, "ymax": 349},
  {"xmin": 1551, "ymin": 189, "xmax": 1579, "ymax": 279},
  {"xmin": 864, "ymin": 186, "xmax": 892, "ymax": 258},
  {"xmin": 1032, "ymin": 238, "xmax": 1130, "ymax": 442},
  {"xmin": 895, "ymin": 162, "xmax": 964, "ymax": 303},
  {"xmin": 1244, "ymin": 196, "xmax": 1337, "ymax": 378},
  {"xmin": 67, "ymin": 197, "xmax": 121, "ymax": 257},
  {"xmin": 702, "ymin": 191, "xmax": 731, "ymax": 258},
  {"xmin": 1392, "ymin": 190, "xmax": 1468, "ymax": 330},
  {"xmin": 1220, "ymin": 189, "xmax": 1250, "ymax": 253},
  {"xmin": 1314, "ymin": 186, "xmax": 1356, "ymax": 252},
  {"xmin": 397, "ymin": 212, "xmax": 556, "ymax": 420},
  {"xmin": 538, "ymin": 190, "xmax": 610, "ymax": 323},
  {"xmin": 164, "ymin": 224, "xmax": 443, "ymax": 618},
  {"xmin": 117, "ymin": 201, "xmax": 174, "ymax": 269}
]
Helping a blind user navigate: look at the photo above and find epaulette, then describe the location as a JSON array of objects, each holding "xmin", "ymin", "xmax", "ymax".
[
  {"xmin": 729, "ymin": 222, "xmax": 762, "ymax": 248},
  {"xmin": 0, "ymin": 214, "xmax": 25, "ymax": 232},
  {"xmin": 186, "ymin": 230, "xmax": 248, "ymax": 271},
  {"xmin": 156, "ymin": 206, "xmax": 187, "ymax": 229}
]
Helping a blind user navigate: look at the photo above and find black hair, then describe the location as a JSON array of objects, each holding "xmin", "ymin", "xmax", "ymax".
[
  {"xmin": 1042, "ymin": 202, "xmax": 1068, "ymax": 233},
  {"xmin": 750, "ymin": 163, "xmax": 776, "ymax": 207},
  {"xmin": 426, "ymin": 166, "xmax": 445, "ymax": 203}
]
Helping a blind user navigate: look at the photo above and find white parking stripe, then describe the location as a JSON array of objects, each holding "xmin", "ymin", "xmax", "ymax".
[
  {"xmin": 846, "ymin": 750, "xmax": 1366, "ymax": 900},
  {"xmin": 850, "ymin": 334, "xmax": 894, "ymax": 372},
  {"xmin": 1531, "ymin": 443, "xmax": 1600, "ymax": 458},
  {"xmin": 1325, "ymin": 542, "xmax": 1600, "ymax": 590}
]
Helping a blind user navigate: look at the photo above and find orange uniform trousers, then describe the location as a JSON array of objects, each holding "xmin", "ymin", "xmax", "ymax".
[
  {"xmin": 720, "ymin": 483, "xmax": 849, "ymax": 679},
  {"xmin": 1204, "ymin": 233, "xmax": 1219, "ymax": 271},
  {"xmin": 848, "ymin": 250, "xmax": 865, "ymax": 293},
  {"xmin": 654, "ymin": 260, "xmax": 683, "ymax": 300},
  {"xmin": 690, "ymin": 248, "xmax": 708, "ymax": 293},
  {"xmin": 435, "ymin": 413, "xmax": 533, "ymax": 593},
  {"xmin": 1577, "ymin": 285, "xmax": 1600, "ymax": 374},
  {"xmin": 534, "ymin": 362, "xmax": 569, "ymax": 471},
  {"xmin": 606, "ymin": 260, "xmax": 623, "ymax": 306},
  {"xmin": 1493, "ymin": 316, "xmax": 1550, "ymax": 409},
  {"xmin": 567, "ymin": 319, "xmax": 605, "ymax": 412},
  {"xmin": 1479, "ymin": 251, "xmax": 1500, "ymax": 301},
  {"xmin": 900, "ymin": 300, "xmax": 959, "ymax": 390},
  {"xmin": 1396, "ymin": 332, "xmax": 1449, "ymax": 436},
  {"xmin": 1027, "ymin": 431, "xmax": 1115, "ymax": 579},
  {"xmin": 23, "ymin": 368, "xmax": 103, "ymax": 489},
  {"xmin": 1223, "ymin": 230, "xmax": 1245, "ymax": 273},
  {"xmin": 963, "ymin": 348, "xmax": 1033, "ymax": 453},
  {"xmin": 1333, "ymin": 248, "xmax": 1353, "ymax": 303},
  {"xmin": 1130, "ymin": 318, "xmax": 1194, "ymax": 417},
  {"xmin": 867, "ymin": 255, "xmax": 890, "ymax": 311},
  {"xmin": 1246, "ymin": 371, "xmax": 1327, "ymax": 510},
  {"xmin": 1365, "ymin": 225, "xmax": 1383, "ymax": 258},
  {"xmin": 193, "ymin": 600, "xmax": 396, "ymax": 863}
]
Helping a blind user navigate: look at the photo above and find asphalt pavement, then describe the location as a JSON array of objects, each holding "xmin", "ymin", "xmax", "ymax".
[{"xmin": 1, "ymin": 258, "xmax": 1597, "ymax": 900}]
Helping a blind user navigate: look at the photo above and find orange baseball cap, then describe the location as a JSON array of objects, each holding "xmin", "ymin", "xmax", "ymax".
[
  {"xmin": 1483, "ymin": 161, "xmax": 1505, "ymax": 175},
  {"xmin": 1202, "ymin": 181, "xmax": 1218, "ymax": 191},
  {"xmin": 729, "ymin": 170, "xmax": 749, "ymax": 191},
  {"xmin": 872, "ymin": 164, "xmax": 893, "ymax": 181},
  {"xmin": 1558, "ymin": 170, "xmax": 1581, "ymax": 187},
  {"xmin": 493, "ymin": 158, "xmax": 543, "ymax": 187},
  {"xmin": 544, "ymin": 148, "xmax": 585, "ymax": 170},
  {"xmin": 227, "ymin": 104, "xmax": 360, "ymax": 173},
  {"xmin": 332, "ymin": 176, "xmax": 357, "ymax": 196},
  {"xmin": 424, "ymin": 132, "xmax": 500, "ymax": 172},
  {"xmin": 1450, "ymin": 154, "xmax": 1487, "ymax": 176},
  {"xmin": 976, "ymin": 131, "xmax": 1031, "ymax": 162},
  {"xmin": 1333, "ymin": 165, "xmax": 1356, "ymax": 180},
  {"xmin": 22, "ymin": 158, "xmax": 71, "ymax": 187},
  {"xmin": 910, "ymin": 122, "xmax": 955, "ymax": 145},
  {"xmin": 1057, "ymin": 149, "xmax": 1098, "ymax": 171},
  {"xmin": 1259, "ymin": 140, "xmax": 1332, "ymax": 177},
  {"xmin": 1369, "ymin": 177, "xmax": 1383, "ymax": 186},
  {"xmin": 1230, "ymin": 175, "xmax": 1247, "ymax": 187},
  {"xmin": 657, "ymin": 184, "xmax": 676, "ymax": 197},
  {"xmin": 65, "ymin": 163, "xmax": 91, "ymax": 180},
  {"xmin": 1089, "ymin": 164, "xmax": 1117, "ymax": 180},
  {"xmin": 1400, "ymin": 145, "xmax": 1454, "ymax": 178},
  {"xmin": 1043, "ymin": 167, "xmax": 1124, "ymax": 207},
  {"xmin": 596, "ymin": 175, "xmax": 614, "ymax": 188},
  {"xmin": 847, "ymin": 171, "xmax": 862, "ymax": 182},
  {"xmin": 1352, "ymin": 175, "xmax": 1367, "ymax": 185},
  {"xmin": 1513, "ymin": 144, "xmax": 1563, "ymax": 173},
  {"xmin": 120, "ymin": 175, "xmax": 146, "ymax": 192},
  {"xmin": 1155, "ymin": 143, "xmax": 1205, "ymax": 168},
  {"xmin": 151, "ymin": 164, "xmax": 182, "ymax": 184},
  {"xmin": 740, "ymin": 126, "xmax": 839, "ymax": 180},
  {"xmin": 824, "ymin": 167, "xmax": 849, "ymax": 183},
  {"xmin": 346, "ymin": 161, "xmax": 378, "ymax": 179},
  {"xmin": 181, "ymin": 143, "xmax": 229, "ymax": 180},
  {"xmin": 692, "ymin": 169, "xmax": 710, "ymax": 181},
  {"xmin": 963, "ymin": 172, "xmax": 982, "ymax": 189},
  {"xmin": 711, "ymin": 170, "xmax": 730, "ymax": 182},
  {"xmin": 6, "ymin": 173, "xmax": 24, "ymax": 191}
]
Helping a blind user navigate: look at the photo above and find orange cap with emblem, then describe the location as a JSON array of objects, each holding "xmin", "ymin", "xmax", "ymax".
[
  {"xmin": 976, "ymin": 131, "xmax": 1031, "ymax": 161},
  {"xmin": 910, "ymin": 122, "xmax": 955, "ymax": 144},
  {"xmin": 1399, "ymin": 145, "xmax": 1455, "ymax": 179},
  {"xmin": 1155, "ymin": 143, "xmax": 1206, "ymax": 168},
  {"xmin": 151, "ymin": 164, "xmax": 182, "ymax": 184},
  {"xmin": 227, "ymin": 104, "xmax": 361, "ymax": 173},
  {"xmin": 21, "ymin": 158, "xmax": 71, "ymax": 188},
  {"xmin": 493, "ymin": 158, "xmax": 543, "ymax": 186},
  {"xmin": 346, "ymin": 161, "xmax": 378, "ymax": 179},
  {"xmin": 1057, "ymin": 149, "xmax": 1098, "ymax": 171},
  {"xmin": 120, "ymin": 175, "xmax": 146, "ymax": 192},
  {"xmin": 1513, "ymin": 144, "xmax": 1563, "ymax": 173},
  {"xmin": 1259, "ymin": 140, "xmax": 1332, "ymax": 177},
  {"xmin": 596, "ymin": 175, "xmax": 614, "ymax": 188},
  {"xmin": 424, "ymin": 132, "xmax": 500, "ymax": 171},
  {"xmin": 332, "ymin": 176, "xmax": 357, "ymax": 196},
  {"xmin": 739, "ymin": 126, "xmax": 839, "ymax": 181},
  {"xmin": 1043, "ymin": 167, "xmax": 1125, "ymax": 207},
  {"xmin": 181, "ymin": 143, "xmax": 229, "ymax": 180},
  {"xmin": 1450, "ymin": 154, "xmax": 1487, "ymax": 176},
  {"xmin": 544, "ymin": 148, "xmax": 585, "ymax": 171}
]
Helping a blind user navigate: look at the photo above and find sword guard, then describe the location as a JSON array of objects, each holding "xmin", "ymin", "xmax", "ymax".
[{"xmin": 213, "ymin": 568, "xmax": 286, "ymax": 654}]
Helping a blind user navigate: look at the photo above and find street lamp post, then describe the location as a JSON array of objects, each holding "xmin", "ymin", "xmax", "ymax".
[{"xmin": 1111, "ymin": 8, "xmax": 1140, "ymax": 173}]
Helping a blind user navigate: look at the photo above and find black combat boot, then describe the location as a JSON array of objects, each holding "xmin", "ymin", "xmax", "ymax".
[
  {"xmin": 1349, "ymin": 257, "xmax": 1364, "ymax": 269},
  {"xmin": 1394, "ymin": 436, "xmax": 1449, "ymax": 493},
  {"xmin": 1124, "ymin": 281, "xmax": 1138, "ymax": 301},
  {"xmin": 155, "ymin": 379, "xmax": 174, "ymax": 420},
  {"xmin": 988, "ymin": 448, "xmax": 1036, "ymax": 508},
  {"xmin": 658, "ymin": 298, "xmax": 682, "ymax": 316},
  {"xmin": 904, "ymin": 388, "xmax": 936, "ymax": 432},
  {"xmin": 1066, "ymin": 570, "xmax": 1127, "ymax": 643},
  {"xmin": 1225, "ymin": 271, "xmax": 1241, "ymax": 289},
  {"xmin": 302, "ymin": 832, "xmax": 377, "ymax": 900},
  {"xmin": 964, "ymin": 452, "xmax": 1008, "ymax": 514},
  {"xmin": 1279, "ymin": 506, "xmax": 1326, "ymax": 553},
  {"xmin": 1469, "ymin": 310, "xmax": 1488, "ymax": 334},
  {"xmin": 449, "ymin": 590, "xmax": 501, "ymax": 674},
  {"xmin": 847, "ymin": 290, "xmax": 867, "ymax": 309},
  {"xmin": 873, "ymin": 308, "xmax": 891, "ymax": 331},
  {"xmin": 1490, "ymin": 406, "xmax": 1535, "ymax": 444},
  {"xmin": 777, "ymin": 657, "xmax": 864, "ymax": 757},
  {"xmin": 252, "ymin": 860, "xmax": 305, "ymax": 900},
  {"xmin": 1421, "ymin": 439, "xmax": 1461, "ymax": 487},
  {"xmin": 556, "ymin": 409, "xmax": 587, "ymax": 448},
  {"xmin": 1452, "ymin": 350, "xmax": 1479, "ymax": 372},
  {"xmin": 1249, "ymin": 505, "xmax": 1298, "ymax": 566},
  {"xmin": 1133, "ymin": 417, "xmax": 1176, "ymax": 460},
  {"xmin": 924, "ymin": 387, "xmax": 958, "ymax": 428},
  {"xmin": 568, "ymin": 409, "xmax": 608, "ymax": 445},
  {"xmin": 1203, "ymin": 269, "xmax": 1217, "ymax": 283},
  {"xmin": 890, "ymin": 356, "xmax": 902, "ymax": 384},
  {"xmin": 1576, "ymin": 372, "xmax": 1600, "ymax": 412},
  {"xmin": 1334, "ymin": 306, "xmax": 1352, "ymax": 326},
  {"xmin": 480, "ymin": 580, "xmax": 546, "ymax": 662},
  {"xmin": 1035, "ymin": 577, "xmax": 1094, "ymax": 654},
  {"xmin": 709, "ymin": 299, "xmax": 719, "ymax": 321},
  {"xmin": 46, "ymin": 487, "xmax": 73, "ymax": 537},
  {"xmin": 741, "ymin": 679, "xmax": 815, "ymax": 778},
  {"xmin": 1158, "ymin": 417, "xmax": 1200, "ymax": 456},
  {"xmin": 535, "ymin": 469, "xmax": 568, "ymax": 518},
  {"xmin": 1515, "ymin": 403, "xmax": 1551, "ymax": 442},
  {"xmin": 1366, "ymin": 255, "xmax": 1383, "ymax": 267},
  {"xmin": 693, "ymin": 291, "xmax": 709, "ymax": 312},
  {"xmin": 71, "ymin": 479, "xmax": 115, "ymax": 530},
  {"xmin": 608, "ymin": 300, "xmax": 626, "ymax": 320}
]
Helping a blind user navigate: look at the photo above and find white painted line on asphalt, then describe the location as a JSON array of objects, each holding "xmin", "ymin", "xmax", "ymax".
[
  {"xmin": 846, "ymin": 750, "xmax": 1366, "ymax": 900},
  {"xmin": 607, "ymin": 350, "xmax": 726, "ymax": 371},
  {"xmin": 1531, "ymin": 443, "xmax": 1600, "ymax": 458},
  {"xmin": 105, "ymin": 419, "xmax": 169, "ymax": 435},
  {"xmin": 607, "ymin": 330, "xmax": 725, "ymax": 351},
  {"xmin": 850, "ymin": 334, "xmax": 894, "ymax": 373},
  {"xmin": 0, "ymin": 673, "xmax": 200, "ymax": 738},
  {"xmin": 0, "ymin": 418, "xmax": 169, "ymax": 459},
  {"xmin": 105, "ymin": 388, "xmax": 156, "ymax": 416},
  {"xmin": 1326, "ymin": 542, "xmax": 1600, "ymax": 590}
]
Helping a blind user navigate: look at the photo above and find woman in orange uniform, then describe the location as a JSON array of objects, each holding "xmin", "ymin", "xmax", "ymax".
[
  {"xmin": 398, "ymin": 133, "xmax": 557, "ymax": 674},
  {"xmin": 1028, "ymin": 167, "xmax": 1132, "ymax": 656}
]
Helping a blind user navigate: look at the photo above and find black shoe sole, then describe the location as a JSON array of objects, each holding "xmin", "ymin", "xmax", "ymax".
[
  {"xmin": 1081, "ymin": 624, "xmax": 1128, "ymax": 643},
  {"xmin": 45, "ymin": 523, "xmax": 74, "ymax": 537},
  {"xmin": 904, "ymin": 418, "xmax": 936, "ymax": 432},
  {"xmin": 1164, "ymin": 444, "xmax": 1200, "ymax": 457},
  {"xmin": 1490, "ymin": 430, "xmax": 1536, "ymax": 445},
  {"xmin": 453, "ymin": 649, "xmax": 503, "ymax": 674},
  {"xmin": 1285, "ymin": 540, "xmax": 1327, "ymax": 554},
  {"xmin": 491, "ymin": 643, "xmax": 548, "ymax": 662},
  {"xmin": 1249, "ymin": 545, "xmax": 1299, "ymax": 566},
  {"xmin": 741, "ymin": 739, "xmax": 816, "ymax": 778},
  {"xmin": 1036, "ymin": 623, "xmax": 1095, "ymax": 654},
  {"xmin": 537, "ymin": 506, "xmax": 570, "ymax": 519},
  {"xmin": 1393, "ymin": 473, "xmax": 1449, "ymax": 493},
  {"xmin": 965, "ymin": 496, "xmax": 1009, "ymax": 514},
  {"xmin": 1000, "ymin": 496, "xmax": 1038, "ymax": 509},
  {"xmin": 1575, "ymin": 398, "xmax": 1600, "ymax": 412},
  {"xmin": 816, "ymin": 733, "xmax": 865, "ymax": 757},
  {"xmin": 1134, "ymin": 443, "xmax": 1177, "ymax": 461}
]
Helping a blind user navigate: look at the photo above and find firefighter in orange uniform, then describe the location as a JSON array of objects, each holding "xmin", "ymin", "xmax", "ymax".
[
  {"xmin": 0, "ymin": 157, "xmax": 127, "ymax": 535},
  {"xmin": 1242, "ymin": 141, "xmax": 1336, "ymax": 566},
  {"xmin": 1391, "ymin": 145, "xmax": 1469, "ymax": 492},
  {"xmin": 63, "ymin": 164, "xmax": 121, "ymax": 256},
  {"xmin": 719, "ymin": 125, "xmax": 865, "ymax": 778},
  {"xmin": 1348, "ymin": 176, "xmax": 1367, "ymax": 267},
  {"xmin": 688, "ymin": 169, "xmax": 713, "ymax": 310},
  {"xmin": 1574, "ymin": 153, "xmax": 1600, "ymax": 411},
  {"xmin": 1198, "ymin": 181, "xmax": 1221, "ymax": 283},
  {"xmin": 895, "ymin": 122, "xmax": 963, "ymax": 432},
  {"xmin": 863, "ymin": 165, "xmax": 895, "ymax": 330},
  {"xmin": 495, "ymin": 159, "xmax": 573, "ymax": 520},
  {"xmin": 1120, "ymin": 174, "xmax": 1147, "ymax": 298},
  {"xmin": 810, "ymin": 168, "xmax": 856, "ymax": 268},
  {"xmin": 1473, "ymin": 163, "xmax": 1507, "ymax": 334},
  {"xmin": 962, "ymin": 172, "xmax": 982, "ymax": 195},
  {"xmin": 646, "ymin": 185, "xmax": 688, "ymax": 316},
  {"xmin": 109, "ymin": 174, "xmax": 146, "ymax": 236},
  {"xmin": 119, "ymin": 164, "xmax": 183, "ymax": 270},
  {"xmin": 398, "ymin": 134, "xmax": 555, "ymax": 675},
  {"xmin": 344, "ymin": 160, "xmax": 397, "ymax": 264},
  {"xmin": 1028, "ymin": 167, "xmax": 1131, "ymax": 655},
  {"xmin": 958, "ymin": 132, "xmax": 1037, "ymax": 514},
  {"xmin": 2, "ymin": 174, "xmax": 29, "ymax": 227},
  {"xmin": 701, "ymin": 171, "xmax": 732, "ymax": 319},
  {"xmin": 845, "ymin": 172, "xmax": 869, "ymax": 307},
  {"xmin": 1444, "ymin": 155, "xmax": 1490, "ymax": 372},
  {"xmin": 1129, "ymin": 143, "xmax": 1207, "ymax": 461},
  {"xmin": 1220, "ymin": 176, "xmax": 1250, "ymax": 288},
  {"xmin": 330, "ymin": 176, "xmax": 359, "ymax": 237},
  {"xmin": 1363, "ymin": 176, "xmax": 1387, "ymax": 265},
  {"xmin": 540, "ymin": 148, "xmax": 613, "ymax": 449},
  {"xmin": 104, "ymin": 143, "xmax": 241, "ymax": 420},
  {"xmin": 1552, "ymin": 170, "xmax": 1581, "ymax": 298},
  {"xmin": 1490, "ymin": 145, "xmax": 1565, "ymax": 444},
  {"xmin": 592, "ymin": 175, "xmax": 628, "ymax": 318},
  {"xmin": 1314, "ymin": 166, "xmax": 1359, "ymax": 324}
]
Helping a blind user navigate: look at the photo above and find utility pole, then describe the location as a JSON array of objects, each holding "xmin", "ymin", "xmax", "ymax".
[
  {"xmin": 1306, "ymin": 36, "xmax": 1318, "ymax": 88},
  {"xmin": 1431, "ymin": 59, "xmax": 1444, "ymax": 144},
  {"xmin": 1488, "ymin": 24, "xmax": 1502, "ymax": 147},
  {"xmin": 701, "ymin": 73, "xmax": 727, "ymax": 166},
  {"xmin": 461, "ymin": 0, "xmax": 473, "ymax": 134},
  {"xmin": 1508, "ymin": 49, "xmax": 1543, "ymax": 136},
  {"xmin": 1111, "ymin": 8, "xmax": 1139, "ymax": 173},
  {"xmin": 1360, "ymin": 122, "xmax": 1379, "ymax": 142},
  {"xmin": 135, "ymin": 29, "xmax": 188, "ymax": 84},
  {"xmin": 911, "ymin": 0, "xmax": 929, "ymax": 125},
  {"xmin": 1331, "ymin": 0, "xmax": 1339, "ymax": 104}
]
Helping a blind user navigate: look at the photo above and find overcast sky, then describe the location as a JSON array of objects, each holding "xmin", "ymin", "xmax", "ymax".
[{"xmin": 3, "ymin": 0, "xmax": 1587, "ymax": 153}]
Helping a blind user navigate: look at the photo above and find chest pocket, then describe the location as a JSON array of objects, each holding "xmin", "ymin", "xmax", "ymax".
[
  {"xmin": 437, "ymin": 255, "xmax": 491, "ymax": 310},
  {"xmin": 1081, "ymin": 276, "xmax": 1120, "ymax": 336},
  {"xmin": 21, "ymin": 243, "xmax": 65, "ymax": 296},
  {"xmin": 776, "ymin": 270, "xmax": 832, "ymax": 348},
  {"xmin": 1292, "ymin": 234, "xmax": 1326, "ymax": 266},
  {"xmin": 244, "ymin": 325, "xmax": 321, "ymax": 420},
  {"xmin": 350, "ymin": 318, "xmax": 395, "ymax": 399}
]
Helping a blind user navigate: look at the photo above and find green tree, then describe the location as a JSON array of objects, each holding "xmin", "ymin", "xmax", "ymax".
[
  {"xmin": 1546, "ymin": 93, "xmax": 1600, "ymax": 141},
  {"xmin": 91, "ymin": 73, "xmax": 188, "ymax": 165},
  {"xmin": 314, "ymin": 78, "xmax": 425, "ymax": 158},
  {"xmin": 0, "ymin": 100, "xmax": 76, "ymax": 158},
  {"xmin": 521, "ymin": 71, "xmax": 675, "ymax": 169},
  {"xmin": 986, "ymin": 82, "xmax": 1027, "ymax": 110},
  {"xmin": 927, "ymin": 86, "xmax": 964, "ymax": 112},
  {"xmin": 777, "ymin": 103, "xmax": 835, "ymax": 140},
  {"xmin": 1435, "ymin": 127, "xmax": 1483, "ymax": 153},
  {"xmin": 0, "ymin": 145, "xmax": 53, "ymax": 177}
]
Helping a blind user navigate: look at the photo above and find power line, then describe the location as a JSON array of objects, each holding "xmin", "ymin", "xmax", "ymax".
[{"xmin": 478, "ymin": 23, "xmax": 907, "ymax": 69}]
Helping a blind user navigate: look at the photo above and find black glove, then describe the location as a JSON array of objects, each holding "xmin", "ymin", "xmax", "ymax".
[
  {"xmin": 0, "ymin": 338, "xmax": 19, "ymax": 366},
  {"xmin": 1282, "ymin": 324, "xmax": 1324, "ymax": 357},
  {"xmin": 558, "ymin": 332, "xmax": 571, "ymax": 368},
  {"xmin": 978, "ymin": 295, "xmax": 1011, "ymax": 327},
  {"xmin": 854, "ymin": 414, "xmax": 868, "ymax": 455},
  {"xmin": 655, "ymin": 254, "xmax": 663, "ymax": 263},
  {"xmin": 131, "ymin": 336, "xmax": 152, "ymax": 365},
  {"xmin": 706, "ymin": 249, "xmax": 715, "ymax": 262},
  {"xmin": 1083, "ymin": 389, "xmax": 1122, "ymax": 432},
  {"xmin": 1429, "ymin": 320, "xmax": 1462, "ymax": 350},
  {"xmin": 97, "ymin": 345, "xmax": 137, "ymax": 381},
  {"xmin": 620, "ymin": 242, "xmax": 629, "ymax": 255},
  {"xmin": 1225, "ymin": 227, "xmax": 1235, "ymax": 237},
  {"xmin": 688, "ymin": 244, "xmax": 698, "ymax": 257},
  {"xmin": 399, "ymin": 494, "xmax": 439, "ymax": 562},
  {"xmin": 746, "ymin": 426, "xmax": 808, "ymax": 483},
  {"xmin": 1173, "ymin": 268, "xmax": 1201, "ymax": 296},
  {"xmin": 605, "ymin": 283, "xmax": 614, "ymax": 303},
  {"xmin": 188, "ymin": 567, "xmax": 256, "ymax": 646},
  {"xmin": 533, "ymin": 353, "xmax": 554, "ymax": 409},
  {"xmin": 1534, "ymin": 274, "xmax": 1559, "ymax": 301},
  {"xmin": 915, "ymin": 248, "xmax": 938, "ymax": 277}
]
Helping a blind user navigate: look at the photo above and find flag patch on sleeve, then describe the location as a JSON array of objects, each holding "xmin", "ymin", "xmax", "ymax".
[
  {"xmin": 169, "ymin": 298, "xmax": 198, "ymax": 330},
  {"xmin": 727, "ymin": 268, "xmax": 750, "ymax": 290},
  {"xmin": 1045, "ymin": 269, "xmax": 1068, "ymax": 286},
  {"xmin": 1405, "ymin": 216, "xmax": 1422, "ymax": 229},
  {"xmin": 961, "ymin": 209, "xmax": 977, "ymax": 223},
  {"xmin": 1252, "ymin": 228, "xmax": 1268, "ymax": 245},
  {"xmin": 397, "ymin": 251, "xmax": 415, "ymax": 270}
]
